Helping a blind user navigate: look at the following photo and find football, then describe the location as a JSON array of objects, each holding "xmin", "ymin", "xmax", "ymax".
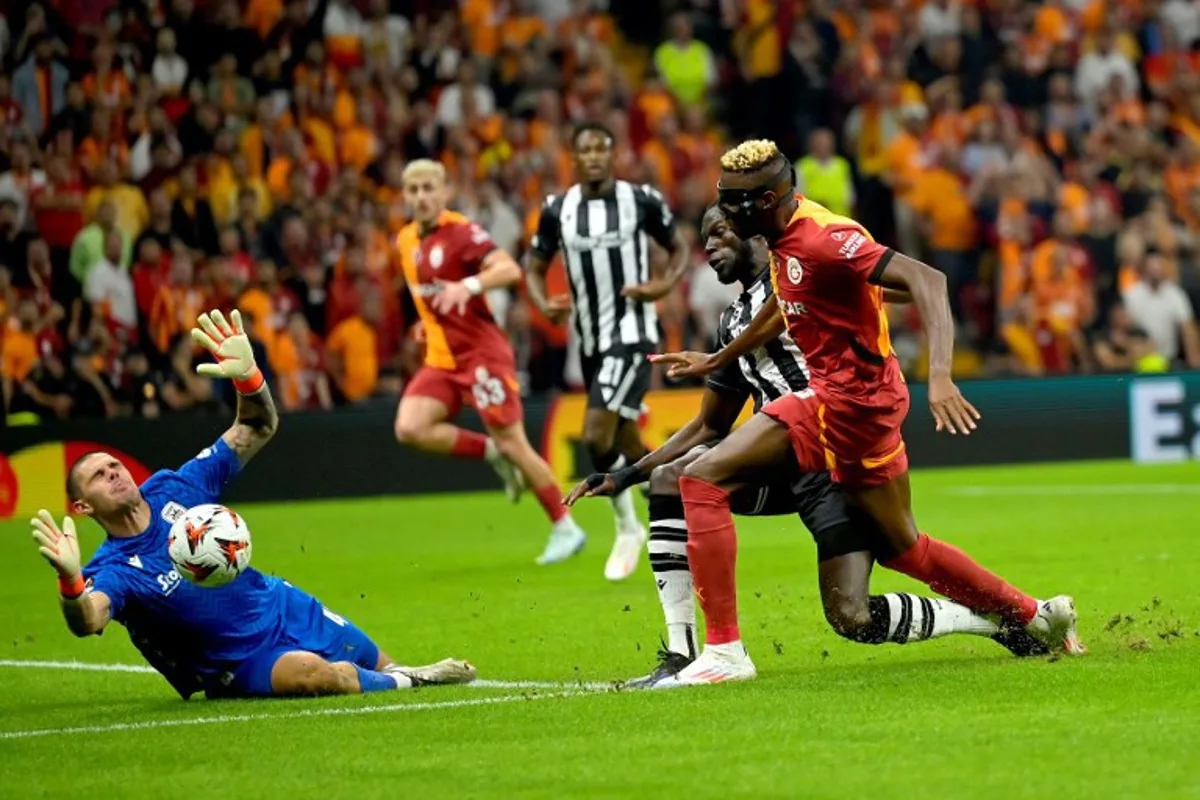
[{"xmin": 167, "ymin": 504, "xmax": 253, "ymax": 587}]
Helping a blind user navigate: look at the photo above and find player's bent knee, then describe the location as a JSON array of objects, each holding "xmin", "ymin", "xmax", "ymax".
[
  {"xmin": 271, "ymin": 652, "xmax": 356, "ymax": 696},
  {"xmin": 649, "ymin": 462, "xmax": 683, "ymax": 496},
  {"xmin": 680, "ymin": 452, "xmax": 725, "ymax": 486},
  {"xmin": 823, "ymin": 595, "xmax": 873, "ymax": 641}
]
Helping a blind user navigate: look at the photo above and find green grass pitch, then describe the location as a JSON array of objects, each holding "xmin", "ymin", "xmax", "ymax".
[{"xmin": 1, "ymin": 460, "xmax": 1198, "ymax": 799}]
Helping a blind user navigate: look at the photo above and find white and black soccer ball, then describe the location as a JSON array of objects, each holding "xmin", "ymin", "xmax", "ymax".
[{"xmin": 167, "ymin": 504, "xmax": 253, "ymax": 587}]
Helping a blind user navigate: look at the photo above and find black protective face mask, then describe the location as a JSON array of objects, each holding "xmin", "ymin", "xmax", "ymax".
[{"xmin": 716, "ymin": 163, "xmax": 795, "ymax": 221}]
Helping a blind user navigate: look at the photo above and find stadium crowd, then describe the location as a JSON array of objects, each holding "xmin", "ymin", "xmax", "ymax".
[{"xmin": 1, "ymin": 0, "xmax": 1199, "ymax": 423}]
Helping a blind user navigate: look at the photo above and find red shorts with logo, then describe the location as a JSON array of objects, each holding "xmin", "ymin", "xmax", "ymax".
[
  {"xmin": 761, "ymin": 387, "xmax": 910, "ymax": 488},
  {"xmin": 404, "ymin": 356, "xmax": 524, "ymax": 429}
]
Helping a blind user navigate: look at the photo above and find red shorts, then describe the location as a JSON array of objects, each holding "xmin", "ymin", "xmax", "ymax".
[
  {"xmin": 761, "ymin": 388, "xmax": 910, "ymax": 488},
  {"xmin": 404, "ymin": 358, "xmax": 524, "ymax": 429}
]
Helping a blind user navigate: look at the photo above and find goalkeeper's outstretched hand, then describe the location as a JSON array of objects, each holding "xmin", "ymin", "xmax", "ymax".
[
  {"xmin": 191, "ymin": 309, "xmax": 264, "ymax": 394},
  {"xmin": 32, "ymin": 510, "xmax": 81, "ymax": 579}
]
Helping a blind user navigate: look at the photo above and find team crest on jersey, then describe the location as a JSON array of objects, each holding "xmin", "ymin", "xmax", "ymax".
[
  {"xmin": 161, "ymin": 502, "xmax": 186, "ymax": 524},
  {"xmin": 430, "ymin": 245, "xmax": 444, "ymax": 269},
  {"xmin": 786, "ymin": 257, "xmax": 803, "ymax": 284}
]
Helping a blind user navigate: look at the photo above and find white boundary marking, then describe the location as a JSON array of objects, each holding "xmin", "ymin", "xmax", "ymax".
[
  {"xmin": 946, "ymin": 484, "xmax": 1200, "ymax": 497},
  {"xmin": 0, "ymin": 659, "xmax": 617, "ymax": 741},
  {"xmin": 0, "ymin": 659, "xmax": 615, "ymax": 691},
  {"xmin": 0, "ymin": 691, "xmax": 585, "ymax": 741}
]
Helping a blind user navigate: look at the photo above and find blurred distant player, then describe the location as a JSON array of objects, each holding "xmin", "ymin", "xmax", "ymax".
[
  {"xmin": 394, "ymin": 160, "xmax": 587, "ymax": 562},
  {"xmin": 31, "ymin": 309, "xmax": 475, "ymax": 699},
  {"xmin": 655, "ymin": 140, "xmax": 1083, "ymax": 684},
  {"xmin": 526, "ymin": 122, "xmax": 691, "ymax": 580}
]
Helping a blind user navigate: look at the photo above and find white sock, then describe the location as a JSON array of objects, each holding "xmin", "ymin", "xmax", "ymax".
[
  {"xmin": 883, "ymin": 593, "xmax": 999, "ymax": 642},
  {"xmin": 647, "ymin": 494, "xmax": 696, "ymax": 658},
  {"xmin": 484, "ymin": 438, "xmax": 499, "ymax": 461}
]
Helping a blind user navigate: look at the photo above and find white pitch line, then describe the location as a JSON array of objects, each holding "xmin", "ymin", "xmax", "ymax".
[
  {"xmin": 0, "ymin": 691, "xmax": 590, "ymax": 741},
  {"xmin": 946, "ymin": 484, "xmax": 1200, "ymax": 497},
  {"xmin": 0, "ymin": 659, "xmax": 616, "ymax": 691}
]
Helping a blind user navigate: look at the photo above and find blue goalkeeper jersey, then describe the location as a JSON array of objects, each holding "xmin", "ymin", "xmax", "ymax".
[{"xmin": 81, "ymin": 438, "xmax": 288, "ymax": 697}]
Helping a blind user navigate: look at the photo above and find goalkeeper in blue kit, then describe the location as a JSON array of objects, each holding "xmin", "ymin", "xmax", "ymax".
[{"xmin": 30, "ymin": 308, "xmax": 476, "ymax": 699}]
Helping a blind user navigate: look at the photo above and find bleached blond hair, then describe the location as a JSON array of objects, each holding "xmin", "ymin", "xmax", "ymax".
[
  {"xmin": 401, "ymin": 159, "xmax": 447, "ymax": 184},
  {"xmin": 720, "ymin": 140, "xmax": 783, "ymax": 173}
]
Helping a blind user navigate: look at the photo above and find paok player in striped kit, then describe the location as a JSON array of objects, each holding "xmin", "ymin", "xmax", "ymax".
[
  {"xmin": 526, "ymin": 123, "xmax": 691, "ymax": 580},
  {"xmin": 569, "ymin": 206, "xmax": 1051, "ymax": 686}
]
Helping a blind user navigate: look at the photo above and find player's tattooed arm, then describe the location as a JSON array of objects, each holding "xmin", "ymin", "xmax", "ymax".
[
  {"xmin": 876, "ymin": 252, "xmax": 980, "ymax": 435},
  {"xmin": 224, "ymin": 383, "xmax": 279, "ymax": 466}
]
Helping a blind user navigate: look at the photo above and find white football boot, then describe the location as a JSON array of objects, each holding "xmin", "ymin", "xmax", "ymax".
[
  {"xmin": 385, "ymin": 658, "xmax": 477, "ymax": 686},
  {"xmin": 603, "ymin": 524, "xmax": 646, "ymax": 581},
  {"xmin": 486, "ymin": 450, "xmax": 526, "ymax": 504},
  {"xmin": 1025, "ymin": 595, "xmax": 1087, "ymax": 655},
  {"xmin": 654, "ymin": 641, "xmax": 757, "ymax": 688},
  {"xmin": 536, "ymin": 520, "xmax": 587, "ymax": 565}
]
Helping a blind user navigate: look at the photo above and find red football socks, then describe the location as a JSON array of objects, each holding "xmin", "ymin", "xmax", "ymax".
[
  {"xmin": 450, "ymin": 429, "xmax": 489, "ymax": 460},
  {"xmin": 883, "ymin": 534, "xmax": 1038, "ymax": 624},
  {"xmin": 534, "ymin": 483, "xmax": 570, "ymax": 523},
  {"xmin": 679, "ymin": 476, "xmax": 741, "ymax": 645}
]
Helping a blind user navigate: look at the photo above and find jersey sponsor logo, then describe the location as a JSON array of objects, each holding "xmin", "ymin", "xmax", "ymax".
[
  {"xmin": 468, "ymin": 223, "xmax": 490, "ymax": 245},
  {"xmin": 128, "ymin": 555, "xmax": 143, "ymax": 569},
  {"xmin": 430, "ymin": 244, "xmax": 444, "ymax": 269},
  {"xmin": 161, "ymin": 502, "xmax": 186, "ymax": 524},
  {"xmin": 830, "ymin": 230, "xmax": 846, "ymax": 242},
  {"xmin": 839, "ymin": 232, "xmax": 867, "ymax": 258},
  {"xmin": 569, "ymin": 230, "xmax": 630, "ymax": 250},
  {"xmin": 157, "ymin": 568, "xmax": 183, "ymax": 596},
  {"xmin": 779, "ymin": 298, "xmax": 808, "ymax": 316},
  {"xmin": 412, "ymin": 283, "xmax": 443, "ymax": 297},
  {"xmin": 786, "ymin": 257, "xmax": 804, "ymax": 284},
  {"xmin": 196, "ymin": 447, "xmax": 213, "ymax": 459}
]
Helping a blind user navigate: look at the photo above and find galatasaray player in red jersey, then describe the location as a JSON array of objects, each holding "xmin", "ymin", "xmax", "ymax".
[
  {"xmin": 393, "ymin": 160, "xmax": 588, "ymax": 562},
  {"xmin": 655, "ymin": 141, "xmax": 1084, "ymax": 685}
]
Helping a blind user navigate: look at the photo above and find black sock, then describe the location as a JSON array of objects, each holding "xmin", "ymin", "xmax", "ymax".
[{"xmin": 591, "ymin": 448, "xmax": 621, "ymax": 473}]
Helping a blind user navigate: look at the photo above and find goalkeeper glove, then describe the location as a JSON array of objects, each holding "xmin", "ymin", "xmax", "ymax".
[
  {"xmin": 191, "ymin": 309, "xmax": 265, "ymax": 394},
  {"xmin": 31, "ymin": 510, "xmax": 85, "ymax": 598}
]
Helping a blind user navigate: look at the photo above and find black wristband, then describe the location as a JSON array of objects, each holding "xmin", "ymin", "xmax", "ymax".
[{"xmin": 610, "ymin": 464, "xmax": 643, "ymax": 495}]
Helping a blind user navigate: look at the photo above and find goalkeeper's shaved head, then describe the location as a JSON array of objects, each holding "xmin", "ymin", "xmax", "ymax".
[{"xmin": 715, "ymin": 139, "xmax": 797, "ymax": 242}]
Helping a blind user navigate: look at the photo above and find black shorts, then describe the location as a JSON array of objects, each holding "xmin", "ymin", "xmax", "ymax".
[
  {"xmin": 729, "ymin": 462, "xmax": 876, "ymax": 562},
  {"xmin": 580, "ymin": 344, "xmax": 654, "ymax": 421}
]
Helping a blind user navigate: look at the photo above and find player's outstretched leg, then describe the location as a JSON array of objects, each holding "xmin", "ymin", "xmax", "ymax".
[
  {"xmin": 664, "ymin": 414, "xmax": 793, "ymax": 686},
  {"xmin": 855, "ymin": 473, "xmax": 1085, "ymax": 655},
  {"xmin": 270, "ymin": 651, "xmax": 413, "ymax": 695},
  {"xmin": 624, "ymin": 456, "xmax": 702, "ymax": 687},
  {"xmin": 488, "ymin": 420, "xmax": 588, "ymax": 565},
  {"xmin": 395, "ymin": 392, "xmax": 525, "ymax": 502},
  {"xmin": 582, "ymin": 408, "xmax": 646, "ymax": 581}
]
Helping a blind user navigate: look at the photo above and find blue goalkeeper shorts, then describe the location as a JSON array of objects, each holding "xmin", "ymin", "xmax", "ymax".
[{"xmin": 229, "ymin": 584, "xmax": 381, "ymax": 697}]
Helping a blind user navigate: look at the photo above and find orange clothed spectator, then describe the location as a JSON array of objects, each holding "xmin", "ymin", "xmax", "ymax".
[
  {"xmin": 245, "ymin": 0, "xmax": 285, "ymax": 38},
  {"xmin": 1165, "ymin": 140, "xmax": 1200, "ymax": 218},
  {"xmin": 907, "ymin": 161, "xmax": 977, "ymax": 253},
  {"xmin": 630, "ymin": 75, "xmax": 676, "ymax": 150},
  {"xmin": 498, "ymin": 11, "xmax": 549, "ymax": 81},
  {"xmin": 272, "ymin": 312, "xmax": 332, "ymax": 410},
  {"xmin": 326, "ymin": 297, "xmax": 380, "ymax": 403},
  {"xmin": 1, "ymin": 306, "xmax": 38, "ymax": 382},
  {"xmin": 148, "ymin": 255, "xmax": 206, "ymax": 356},
  {"xmin": 461, "ymin": 0, "xmax": 501, "ymax": 61},
  {"xmin": 78, "ymin": 109, "xmax": 130, "ymax": 179},
  {"xmin": 1033, "ymin": 1, "xmax": 1076, "ymax": 45},
  {"xmin": 338, "ymin": 102, "xmax": 381, "ymax": 173},
  {"xmin": 82, "ymin": 43, "xmax": 132, "ymax": 111}
]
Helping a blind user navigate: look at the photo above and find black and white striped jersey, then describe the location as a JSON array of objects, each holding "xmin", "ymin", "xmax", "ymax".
[
  {"xmin": 706, "ymin": 268, "xmax": 811, "ymax": 410},
  {"xmin": 530, "ymin": 181, "xmax": 676, "ymax": 358}
]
